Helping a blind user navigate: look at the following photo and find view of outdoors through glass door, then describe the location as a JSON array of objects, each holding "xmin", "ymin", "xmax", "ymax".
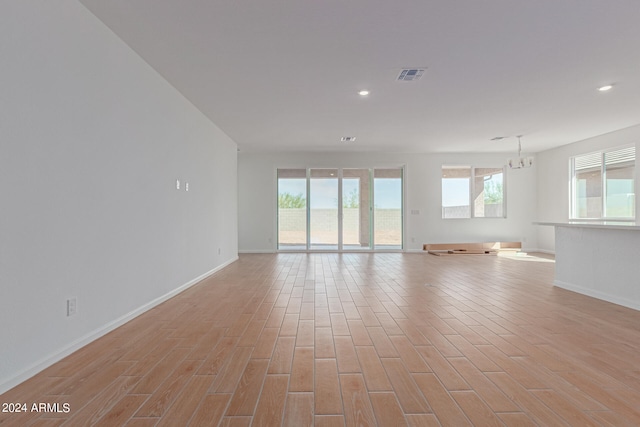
[
  {"xmin": 343, "ymin": 169, "xmax": 372, "ymax": 250},
  {"xmin": 277, "ymin": 167, "xmax": 402, "ymax": 251},
  {"xmin": 374, "ymin": 168, "xmax": 403, "ymax": 249},
  {"xmin": 309, "ymin": 169, "xmax": 339, "ymax": 250},
  {"xmin": 277, "ymin": 169, "xmax": 307, "ymax": 250}
]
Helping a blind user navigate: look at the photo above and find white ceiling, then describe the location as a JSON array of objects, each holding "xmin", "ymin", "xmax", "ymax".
[{"xmin": 80, "ymin": 0, "xmax": 640, "ymax": 154}]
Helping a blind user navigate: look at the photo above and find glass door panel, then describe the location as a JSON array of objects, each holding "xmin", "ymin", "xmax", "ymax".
[
  {"xmin": 277, "ymin": 169, "xmax": 307, "ymax": 250},
  {"xmin": 373, "ymin": 168, "xmax": 403, "ymax": 249},
  {"xmin": 310, "ymin": 169, "xmax": 339, "ymax": 250},
  {"xmin": 342, "ymin": 169, "xmax": 371, "ymax": 250}
]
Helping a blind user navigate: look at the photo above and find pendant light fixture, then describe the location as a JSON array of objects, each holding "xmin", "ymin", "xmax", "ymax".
[{"xmin": 507, "ymin": 135, "xmax": 533, "ymax": 169}]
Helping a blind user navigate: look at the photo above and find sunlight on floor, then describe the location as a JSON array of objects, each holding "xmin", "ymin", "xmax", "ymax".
[{"xmin": 499, "ymin": 251, "xmax": 555, "ymax": 263}]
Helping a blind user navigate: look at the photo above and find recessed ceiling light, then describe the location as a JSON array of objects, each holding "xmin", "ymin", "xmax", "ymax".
[
  {"xmin": 358, "ymin": 90, "xmax": 370, "ymax": 96},
  {"xmin": 598, "ymin": 84, "xmax": 614, "ymax": 91}
]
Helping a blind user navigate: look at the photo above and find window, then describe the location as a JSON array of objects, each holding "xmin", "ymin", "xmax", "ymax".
[
  {"xmin": 442, "ymin": 166, "xmax": 471, "ymax": 218},
  {"xmin": 442, "ymin": 166, "xmax": 505, "ymax": 218},
  {"xmin": 571, "ymin": 146, "xmax": 635, "ymax": 219},
  {"xmin": 475, "ymin": 168, "xmax": 505, "ymax": 218}
]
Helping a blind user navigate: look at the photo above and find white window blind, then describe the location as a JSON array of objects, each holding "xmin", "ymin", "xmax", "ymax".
[
  {"xmin": 574, "ymin": 152, "xmax": 602, "ymax": 170},
  {"xmin": 605, "ymin": 146, "xmax": 635, "ymax": 166}
]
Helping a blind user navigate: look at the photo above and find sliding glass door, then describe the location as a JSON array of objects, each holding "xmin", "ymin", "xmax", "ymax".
[
  {"xmin": 277, "ymin": 167, "xmax": 402, "ymax": 251},
  {"xmin": 309, "ymin": 169, "xmax": 339, "ymax": 250},
  {"xmin": 342, "ymin": 169, "xmax": 372, "ymax": 250},
  {"xmin": 277, "ymin": 169, "xmax": 307, "ymax": 250},
  {"xmin": 374, "ymin": 168, "xmax": 403, "ymax": 250}
]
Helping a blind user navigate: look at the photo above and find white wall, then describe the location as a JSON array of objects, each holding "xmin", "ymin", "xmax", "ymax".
[
  {"xmin": 536, "ymin": 124, "xmax": 640, "ymax": 252},
  {"xmin": 0, "ymin": 1, "xmax": 238, "ymax": 393},
  {"xmin": 238, "ymin": 151, "xmax": 538, "ymax": 252}
]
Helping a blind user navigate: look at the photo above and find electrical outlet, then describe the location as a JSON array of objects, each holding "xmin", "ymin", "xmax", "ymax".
[
  {"xmin": 67, "ymin": 298, "xmax": 77, "ymax": 317},
  {"xmin": 176, "ymin": 179, "xmax": 180, "ymax": 190}
]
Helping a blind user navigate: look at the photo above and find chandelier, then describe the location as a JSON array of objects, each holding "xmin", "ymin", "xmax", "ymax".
[{"xmin": 507, "ymin": 135, "xmax": 533, "ymax": 169}]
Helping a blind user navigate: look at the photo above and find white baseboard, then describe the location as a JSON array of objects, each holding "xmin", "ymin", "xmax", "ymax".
[
  {"xmin": 554, "ymin": 279, "xmax": 640, "ymax": 312},
  {"xmin": 239, "ymin": 249, "xmax": 556, "ymax": 258},
  {"xmin": 0, "ymin": 256, "xmax": 238, "ymax": 395},
  {"xmin": 242, "ymin": 249, "xmax": 430, "ymax": 254},
  {"xmin": 407, "ymin": 248, "xmax": 554, "ymax": 256}
]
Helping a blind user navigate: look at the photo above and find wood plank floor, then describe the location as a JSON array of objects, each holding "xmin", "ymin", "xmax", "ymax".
[{"xmin": 2, "ymin": 252, "xmax": 640, "ymax": 426}]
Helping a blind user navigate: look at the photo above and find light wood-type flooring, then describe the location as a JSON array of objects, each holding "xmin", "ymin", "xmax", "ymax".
[{"xmin": 2, "ymin": 252, "xmax": 640, "ymax": 426}]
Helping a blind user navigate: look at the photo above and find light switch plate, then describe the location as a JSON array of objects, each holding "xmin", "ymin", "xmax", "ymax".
[{"xmin": 67, "ymin": 298, "xmax": 77, "ymax": 316}]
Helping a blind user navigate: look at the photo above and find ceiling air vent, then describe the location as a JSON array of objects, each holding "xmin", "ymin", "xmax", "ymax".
[
  {"xmin": 341, "ymin": 136, "xmax": 356, "ymax": 142},
  {"xmin": 397, "ymin": 68, "xmax": 426, "ymax": 81}
]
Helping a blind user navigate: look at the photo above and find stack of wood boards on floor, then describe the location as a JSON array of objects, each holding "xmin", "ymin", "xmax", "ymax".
[{"xmin": 424, "ymin": 242, "xmax": 521, "ymax": 256}]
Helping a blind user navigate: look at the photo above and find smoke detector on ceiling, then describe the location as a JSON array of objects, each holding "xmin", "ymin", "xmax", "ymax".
[{"xmin": 397, "ymin": 68, "xmax": 426, "ymax": 81}]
